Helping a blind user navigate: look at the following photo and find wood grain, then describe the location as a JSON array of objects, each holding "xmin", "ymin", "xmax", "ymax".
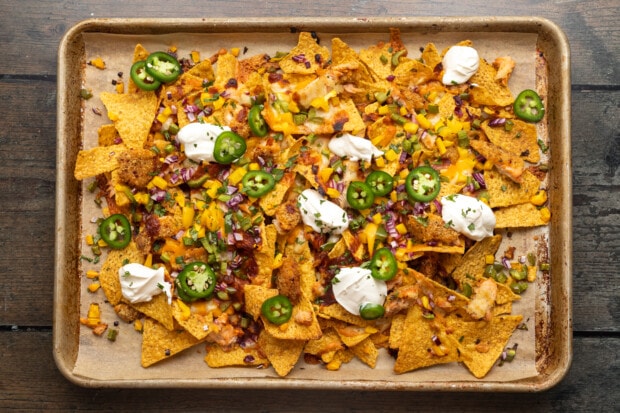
[{"xmin": 0, "ymin": 331, "xmax": 618, "ymax": 412}]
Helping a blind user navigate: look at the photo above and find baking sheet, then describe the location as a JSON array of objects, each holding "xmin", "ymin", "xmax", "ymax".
[{"xmin": 55, "ymin": 17, "xmax": 572, "ymax": 391}]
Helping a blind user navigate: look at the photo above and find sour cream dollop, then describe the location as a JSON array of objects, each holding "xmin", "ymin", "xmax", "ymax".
[
  {"xmin": 297, "ymin": 189, "xmax": 349, "ymax": 234},
  {"xmin": 331, "ymin": 267, "xmax": 387, "ymax": 316},
  {"xmin": 177, "ymin": 122, "xmax": 231, "ymax": 163},
  {"xmin": 441, "ymin": 46, "xmax": 480, "ymax": 85},
  {"xmin": 119, "ymin": 263, "xmax": 172, "ymax": 304},
  {"xmin": 328, "ymin": 133, "xmax": 383, "ymax": 163},
  {"xmin": 440, "ymin": 194, "xmax": 495, "ymax": 241}
]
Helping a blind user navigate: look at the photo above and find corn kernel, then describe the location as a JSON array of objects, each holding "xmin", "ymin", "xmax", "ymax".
[
  {"xmin": 190, "ymin": 50, "xmax": 201, "ymax": 63},
  {"xmin": 384, "ymin": 149, "xmax": 398, "ymax": 162},
  {"xmin": 273, "ymin": 253, "xmax": 283, "ymax": 269},
  {"xmin": 399, "ymin": 106, "xmax": 408, "ymax": 116},
  {"xmin": 86, "ymin": 270, "xmax": 99, "ymax": 279},
  {"xmin": 427, "ymin": 91, "xmax": 437, "ymax": 102},
  {"xmin": 390, "ymin": 190, "xmax": 398, "ymax": 202},
  {"xmin": 325, "ymin": 187, "xmax": 340, "ymax": 199},
  {"xmin": 374, "ymin": 156, "xmax": 386, "ymax": 168},
  {"xmin": 248, "ymin": 162, "xmax": 260, "ymax": 171},
  {"xmin": 85, "ymin": 235, "xmax": 94, "ymax": 246},
  {"xmin": 115, "ymin": 82, "xmax": 124, "ymax": 94},
  {"xmin": 416, "ymin": 113, "xmax": 432, "ymax": 130},
  {"xmin": 144, "ymin": 254, "xmax": 153, "ymax": 268},
  {"xmin": 87, "ymin": 282, "xmax": 101, "ymax": 293},
  {"xmin": 530, "ymin": 190, "xmax": 548, "ymax": 206},
  {"xmin": 421, "ymin": 295, "xmax": 432, "ymax": 310},
  {"xmin": 404, "ymin": 122, "xmax": 419, "ymax": 134},
  {"xmin": 204, "ymin": 180, "xmax": 222, "ymax": 199},
  {"xmin": 182, "ymin": 206, "xmax": 195, "ymax": 228},
  {"xmin": 89, "ymin": 57, "xmax": 106, "ymax": 69},
  {"xmin": 372, "ymin": 213, "xmax": 383, "ymax": 225},
  {"xmin": 228, "ymin": 167, "xmax": 247, "ymax": 185},
  {"xmin": 436, "ymin": 138, "xmax": 447, "ymax": 155},
  {"xmin": 540, "ymin": 207, "xmax": 551, "ymax": 222},
  {"xmin": 230, "ymin": 47, "xmax": 240, "ymax": 57},
  {"xmin": 485, "ymin": 255, "xmax": 495, "ymax": 265},
  {"xmin": 177, "ymin": 300, "xmax": 191, "ymax": 321},
  {"xmin": 378, "ymin": 105, "xmax": 390, "ymax": 115},
  {"xmin": 148, "ymin": 176, "xmax": 168, "ymax": 190},
  {"xmin": 318, "ymin": 167, "xmax": 334, "ymax": 184},
  {"xmin": 395, "ymin": 223, "xmax": 408, "ymax": 235},
  {"xmin": 483, "ymin": 160, "xmax": 494, "ymax": 170},
  {"xmin": 134, "ymin": 319, "xmax": 143, "ymax": 332}
]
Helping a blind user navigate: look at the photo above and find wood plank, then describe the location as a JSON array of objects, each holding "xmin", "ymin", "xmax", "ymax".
[
  {"xmin": 571, "ymin": 89, "xmax": 620, "ymax": 332},
  {"xmin": 0, "ymin": 79, "xmax": 56, "ymax": 326},
  {"xmin": 0, "ymin": 1, "xmax": 617, "ymax": 85},
  {"xmin": 0, "ymin": 331, "xmax": 617, "ymax": 411}
]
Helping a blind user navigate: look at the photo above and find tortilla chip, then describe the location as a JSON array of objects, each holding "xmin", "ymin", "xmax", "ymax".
[
  {"xmin": 245, "ymin": 284, "xmax": 322, "ymax": 340},
  {"xmin": 187, "ymin": 59, "xmax": 215, "ymax": 81},
  {"xmin": 393, "ymin": 305, "xmax": 460, "ymax": 374},
  {"xmin": 74, "ymin": 144, "xmax": 124, "ymax": 180},
  {"xmin": 342, "ymin": 229, "xmax": 366, "ymax": 261},
  {"xmin": 485, "ymin": 169, "xmax": 540, "ymax": 208},
  {"xmin": 450, "ymin": 235, "xmax": 503, "ymax": 287},
  {"xmin": 257, "ymin": 330, "xmax": 305, "ymax": 377},
  {"xmin": 204, "ymin": 343, "xmax": 267, "ymax": 368},
  {"xmin": 447, "ymin": 314, "xmax": 524, "ymax": 378},
  {"xmin": 469, "ymin": 139, "xmax": 525, "ymax": 183},
  {"xmin": 331, "ymin": 37, "xmax": 374, "ymax": 85},
  {"xmin": 171, "ymin": 299, "xmax": 214, "ymax": 340},
  {"xmin": 333, "ymin": 323, "xmax": 377, "ymax": 348},
  {"xmin": 319, "ymin": 304, "xmax": 373, "ymax": 327},
  {"xmin": 98, "ymin": 241, "xmax": 144, "ymax": 306},
  {"xmin": 494, "ymin": 202, "xmax": 549, "ymax": 228},
  {"xmin": 468, "ymin": 59, "xmax": 514, "ymax": 107},
  {"xmin": 253, "ymin": 223, "xmax": 277, "ymax": 287},
  {"xmin": 350, "ymin": 337, "xmax": 379, "ymax": 368},
  {"xmin": 100, "ymin": 91, "xmax": 158, "ymax": 149},
  {"xmin": 141, "ymin": 318, "xmax": 202, "ymax": 367},
  {"xmin": 421, "ymin": 42, "xmax": 442, "ymax": 70},
  {"xmin": 213, "ymin": 53, "xmax": 238, "ymax": 89},
  {"xmin": 283, "ymin": 239, "xmax": 315, "ymax": 301},
  {"xmin": 97, "ymin": 124, "xmax": 119, "ymax": 146},
  {"xmin": 259, "ymin": 172, "xmax": 295, "ymax": 216},
  {"xmin": 131, "ymin": 293, "xmax": 174, "ymax": 331},
  {"xmin": 304, "ymin": 328, "xmax": 343, "ymax": 356},
  {"xmin": 481, "ymin": 120, "xmax": 540, "ymax": 163},
  {"xmin": 279, "ymin": 32, "xmax": 330, "ymax": 75},
  {"xmin": 388, "ymin": 312, "xmax": 407, "ymax": 349}
]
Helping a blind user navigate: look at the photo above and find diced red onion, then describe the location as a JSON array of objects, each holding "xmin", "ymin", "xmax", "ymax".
[
  {"xmin": 518, "ymin": 255, "xmax": 527, "ymax": 264},
  {"xmin": 226, "ymin": 185, "xmax": 238, "ymax": 195},
  {"xmin": 413, "ymin": 202, "xmax": 427, "ymax": 216},
  {"xmin": 399, "ymin": 150, "xmax": 408, "ymax": 164},
  {"xmin": 226, "ymin": 193, "xmax": 245, "ymax": 208},
  {"xmin": 292, "ymin": 54, "xmax": 306, "ymax": 63},
  {"xmin": 502, "ymin": 257, "xmax": 512, "ymax": 269},
  {"xmin": 180, "ymin": 167, "xmax": 196, "ymax": 182},
  {"xmin": 233, "ymin": 232, "xmax": 244, "ymax": 242},
  {"xmin": 488, "ymin": 117, "xmax": 506, "ymax": 127},
  {"xmin": 150, "ymin": 189, "xmax": 167, "ymax": 202},
  {"xmin": 164, "ymin": 154, "xmax": 179, "ymax": 164},
  {"xmin": 384, "ymin": 212, "xmax": 400, "ymax": 240},
  {"xmin": 472, "ymin": 172, "xmax": 486, "ymax": 189},
  {"xmin": 187, "ymin": 111, "xmax": 196, "ymax": 122},
  {"xmin": 169, "ymin": 172, "xmax": 180, "ymax": 185},
  {"xmin": 433, "ymin": 200, "xmax": 442, "ymax": 215}
]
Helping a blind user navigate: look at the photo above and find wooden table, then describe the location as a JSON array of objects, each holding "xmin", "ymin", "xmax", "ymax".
[{"xmin": 1, "ymin": 1, "xmax": 617, "ymax": 411}]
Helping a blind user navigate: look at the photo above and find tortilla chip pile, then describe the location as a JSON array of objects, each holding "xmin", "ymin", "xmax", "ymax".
[{"xmin": 76, "ymin": 29, "xmax": 550, "ymax": 379}]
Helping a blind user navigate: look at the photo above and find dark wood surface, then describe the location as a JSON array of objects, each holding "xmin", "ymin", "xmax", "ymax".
[{"xmin": 1, "ymin": 1, "xmax": 618, "ymax": 411}]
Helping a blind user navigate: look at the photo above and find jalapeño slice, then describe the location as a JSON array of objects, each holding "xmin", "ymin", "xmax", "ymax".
[
  {"xmin": 213, "ymin": 131, "xmax": 247, "ymax": 164},
  {"xmin": 405, "ymin": 166, "xmax": 441, "ymax": 203},
  {"xmin": 248, "ymin": 105, "xmax": 268, "ymax": 137},
  {"xmin": 242, "ymin": 170, "xmax": 275, "ymax": 197},
  {"xmin": 365, "ymin": 170, "xmax": 394, "ymax": 197},
  {"xmin": 513, "ymin": 89, "xmax": 545, "ymax": 122},
  {"xmin": 145, "ymin": 52, "xmax": 182, "ymax": 83},
  {"xmin": 261, "ymin": 295, "xmax": 293, "ymax": 325},
  {"xmin": 370, "ymin": 247, "xmax": 398, "ymax": 281},
  {"xmin": 359, "ymin": 302, "xmax": 385, "ymax": 320},
  {"xmin": 346, "ymin": 181, "xmax": 375, "ymax": 210},
  {"xmin": 175, "ymin": 262, "xmax": 217, "ymax": 300},
  {"xmin": 99, "ymin": 214, "xmax": 131, "ymax": 249},
  {"xmin": 130, "ymin": 60, "xmax": 161, "ymax": 91}
]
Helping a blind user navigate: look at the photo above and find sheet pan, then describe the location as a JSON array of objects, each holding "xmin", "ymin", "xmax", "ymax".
[{"xmin": 55, "ymin": 17, "xmax": 572, "ymax": 391}]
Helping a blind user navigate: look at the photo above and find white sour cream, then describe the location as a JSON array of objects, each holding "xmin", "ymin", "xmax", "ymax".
[
  {"xmin": 331, "ymin": 267, "xmax": 387, "ymax": 316},
  {"xmin": 441, "ymin": 46, "xmax": 480, "ymax": 85},
  {"xmin": 328, "ymin": 133, "xmax": 383, "ymax": 163},
  {"xmin": 119, "ymin": 263, "xmax": 172, "ymax": 304},
  {"xmin": 177, "ymin": 122, "xmax": 231, "ymax": 163},
  {"xmin": 440, "ymin": 194, "xmax": 495, "ymax": 241},
  {"xmin": 297, "ymin": 189, "xmax": 349, "ymax": 234}
]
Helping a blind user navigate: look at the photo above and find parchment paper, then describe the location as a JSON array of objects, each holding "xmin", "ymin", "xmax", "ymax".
[{"xmin": 73, "ymin": 29, "xmax": 544, "ymax": 384}]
